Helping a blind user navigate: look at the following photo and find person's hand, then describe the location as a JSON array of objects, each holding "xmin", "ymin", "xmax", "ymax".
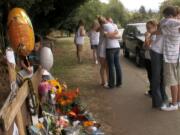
[
  {"xmin": 145, "ymin": 32, "xmax": 151, "ymax": 38},
  {"xmin": 104, "ymin": 31, "xmax": 108, "ymax": 36},
  {"xmin": 27, "ymin": 67, "xmax": 33, "ymax": 74}
]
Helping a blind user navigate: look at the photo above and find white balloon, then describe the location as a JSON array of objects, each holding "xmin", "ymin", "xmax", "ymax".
[{"xmin": 40, "ymin": 47, "xmax": 53, "ymax": 71}]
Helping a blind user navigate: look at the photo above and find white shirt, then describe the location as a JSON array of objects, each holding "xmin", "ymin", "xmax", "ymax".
[
  {"xmin": 160, "ymin": 18, "xmax": 180, "ymax": 63},
  {"xmin": 145, "ymin": 50, "xmax": 151, "ymax": 60},
  {"xmin": 89, "ymin": 30, "xmax": 100, "ymax": 45},
  {"xmin": 6, "ymin": 47, "xmax": 16, "ymax": 65},
  {"xmin": 151, "ymin": 35, "xmax": 164, "ymax": 54},
  {"xmin": 75, "ymin": 27, "xmax": 85, "ymax": 45},
  {"xmin": 103, "ymin": 23, "xmax": 120, "ymax": 49},
  {"xmin": 98, "ymin": 29, "xmax": 106, "ymax": 58}
]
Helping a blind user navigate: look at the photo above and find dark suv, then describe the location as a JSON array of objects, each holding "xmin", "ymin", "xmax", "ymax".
[{"xmin": 122, "ymin": 23, "xmax": 146, "ymax": 66}]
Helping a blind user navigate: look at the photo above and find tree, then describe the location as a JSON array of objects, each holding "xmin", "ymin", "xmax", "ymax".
[
  {"xmin": 160, "ymin": 0, "xmax": 180, "ymax": 15},
  {"xmin": 0, "ymin": 0, "xmax": 88, "ymax": 34},
  {"xmin": 72, "ymin": 0, "xmax": 105, "ymax": 30},
  {"xmin": 139, "ymin": 6, "xmax": 146, "ymax": 14},
  {"xmin": 128, "ymin": 6, "xmax": 159, "ymax": 23},
  {"xmin": 104, "ymin": 0, "xmax": 129, "ymax": 26}
]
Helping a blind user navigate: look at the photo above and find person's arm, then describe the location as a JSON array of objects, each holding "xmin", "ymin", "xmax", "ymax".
[
  {"xmin": 161, "ymin": 19, "xmax": 180, "ymax": 32},
  {"xmin": 104, "ymin": 30, "xmax": 119, "ymax": 39},
  {"xmin": 144, "ymin": 32, "xmax": 152, "ymax": 49},
  {"xmin": 20, "ymin": 60, "xmax": 32, "ymax": 74},
  {"xmin": 74, "ymin": 33, "xmax": 77, "ymax": 44}
]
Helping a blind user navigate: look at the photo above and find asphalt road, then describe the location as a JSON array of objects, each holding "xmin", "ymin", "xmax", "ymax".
[
  {"xmin": 81, "ymin": 52, "xmax": 180, "ymax": 135},
  {"xmin": 53, "ymin": 38, "xmax": 180, "ymax": 135}
]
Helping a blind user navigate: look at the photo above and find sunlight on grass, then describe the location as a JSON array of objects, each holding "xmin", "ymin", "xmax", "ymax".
[{"xmin": 51, "ymin": 37, "xmax": 99, "ymax": 88}]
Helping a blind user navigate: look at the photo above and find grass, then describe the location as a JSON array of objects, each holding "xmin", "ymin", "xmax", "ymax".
[
  {"xmin": 51, "ymin": 37, "xmax": 99, "ymax": 90},
  {"xmin": 51, "ymin": 37, "xmax": 114, "ymax": 134}
]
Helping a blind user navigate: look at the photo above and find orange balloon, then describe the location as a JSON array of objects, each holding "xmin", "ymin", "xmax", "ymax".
[{"xmin": 7, "ymin": 8, "xmax": 35, "ymax": 56}]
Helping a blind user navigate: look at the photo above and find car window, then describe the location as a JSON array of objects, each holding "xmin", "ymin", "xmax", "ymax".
[
  {"xmin": 128, "ymin": 26, "xmax": 136, "ymax": 35},
  {"xmin": 135, "ymin": 25, "xmax": 146, "ymax": 35}
]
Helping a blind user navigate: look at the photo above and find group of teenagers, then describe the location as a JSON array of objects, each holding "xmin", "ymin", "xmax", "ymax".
[
  {"xmin": 144, "ymin": 6, "xmax": 180, "ymax": 111},
  {"xmin": 74, "ymin": 5, "xmax": 180, "ymax": 112},
  {"xmin": 74, "ymin": 17, "xmax": 122, "ymax": 89}
]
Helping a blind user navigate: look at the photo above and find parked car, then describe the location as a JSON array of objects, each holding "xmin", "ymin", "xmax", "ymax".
[
  {"xmin": 122, "ymin": 23, "xmax": 146, "ymax": 66},
  {"xmin": 118, "ymin": 28, "xmax": 124, "ymax": 47}
]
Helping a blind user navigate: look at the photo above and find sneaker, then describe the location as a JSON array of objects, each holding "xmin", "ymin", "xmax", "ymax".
[
  {"xmin": 104, "ymin": 83, "xmax": 114, "ymax": 89},
  {"xmin": 161, "ymin": 103, "xmax": 178, "ymax": 111},
  {"xmin": 144, "ymin": 90, "xmax": 152, "ymax": 97},
  {"xmin": 160, "ymin": 103, "xmax": 168, "ymax": 110},
  {"xmin": 103, "ymin": 83, "xmax": 109, "ymax": 89}
]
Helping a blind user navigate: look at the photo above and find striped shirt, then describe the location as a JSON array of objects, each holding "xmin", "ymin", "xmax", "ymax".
[{"xmin": 160, "ymin": 18, "xmax": 180, "ymax": 63}]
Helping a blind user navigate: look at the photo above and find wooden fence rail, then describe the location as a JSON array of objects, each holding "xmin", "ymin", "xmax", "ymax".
[{"xmin": 0, "ymin": 67, "xmax": 41, "ymax": 135}]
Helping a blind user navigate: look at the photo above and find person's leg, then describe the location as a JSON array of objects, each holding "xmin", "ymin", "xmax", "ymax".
[
  {"xmin": 94, "ymin": 47, "xmax": 98, "ymax": 64},
  {"xmin": 160, "ymin": 54, "xmax": 168, "ymax": 102},
  {"xmin": 161, "ymin": 63, "xmax": 179, "ymax": 111},
  {"xmin": 144, "ymin": 59, "xmax": 152, "ymax": 84},
  {"xmin": 106, "ymin": 49, "xmax": 115, "ymax": 88},
  {"xmin": 144, "ymin": 59, "xmax": 152, "ymax": 96},
  {"xmin": 114, "ymin": 48, "xmax": 122, "ymax": 86},
  {"xmin": 76, "ymin": 45, "xmax": 79, "ymax": 60},
  {"xmin": 92, "ymin": 48, "xmax": 96, "ymax": 63},
  {"xmin": 77, "ymin": 45, "xmax": 83, "ymax": 63},
  {"xmin": 178, "ymin": 85, "xmax": 180, "ymax": 102},
  {"xmin": 177, "ymin": 64, "xmax": 180, "ymax": 103},
  {"xmin": 171, "ymin": 85, "xmax": 178, "ymax": 105},
  {"xmin": 150, "ymin": 50, "xmax": 163, "ymax": 108},
  {"xmin": 99, "ymin": 58, "xmax": 106, "ymax": 85},
  {"xmin": 105, "ymin": 59, "xmax": 109, "ymax": 84}
]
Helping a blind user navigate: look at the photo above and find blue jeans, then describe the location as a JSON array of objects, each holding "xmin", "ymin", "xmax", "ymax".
[
  {"xmin": 150, "ymin": 50, "xmax": 168, "ymax": 107},
  {"xmin": 106, "ymin": 48, "xmax": 122, "ymax": 88}
]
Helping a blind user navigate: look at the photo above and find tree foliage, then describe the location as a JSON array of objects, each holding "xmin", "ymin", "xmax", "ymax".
[
  {"xmin": 0, "ymin": 0, "xmax": 88, "ymax": 34},
  {"xmin": 0, "ymin": 0, "xmax": 178, "ymax": 35},
  {"xmin": 66, "ymin": 0, "xmax": 129, "ymax": 31},
  {"xmin": 104, "ymin": 0, "xmax": 129, "ymax": 27},
  {"xmin": 160, "ymin": 0, "xmax": 180, "ymax": 15},
  {"xmin": 128, "ymin": 6, "xmax": 159, "ymax": 23}
]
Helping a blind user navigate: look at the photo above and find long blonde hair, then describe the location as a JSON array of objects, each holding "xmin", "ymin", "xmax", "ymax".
[{"xmin": 91, "ymin": 20, "xmax": 100, "ymax": 31}]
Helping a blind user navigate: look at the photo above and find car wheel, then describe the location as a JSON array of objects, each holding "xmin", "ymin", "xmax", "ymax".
[
  {"xmin": 135, "ymin": 50, "xmax": 142, "ymax": 67},
  {"xmin": 123, "ymin": 45, "xmax": 129, "ymax": 58}
]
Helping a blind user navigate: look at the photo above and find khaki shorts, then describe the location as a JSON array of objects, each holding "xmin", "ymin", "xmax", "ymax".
[{"xmin": 164, "ymin": 63, "xmax": 180, "ymax": 86}]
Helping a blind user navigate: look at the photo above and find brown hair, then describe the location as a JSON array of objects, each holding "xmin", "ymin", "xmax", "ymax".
[
  {"xmin": 97, "ymin": 16, "xmax": 106, "ymax": 25},
  {"xmin": 76, "ymin": 19, "xmax": 84, "ymax": 32},
  {"xmin": 146, "ymin": 20, "xmax": 158, "ymax": 28},
  {"xmin": 91, "ymin": 20, "xmax": 100, "ymax": 30},
  {"xmin": 175, "ymin": 6, "xmax": 180, "ymax": 15},
  {"xmin": 163, "ymin": 6, "xmax": 177, "ymax": 18}
]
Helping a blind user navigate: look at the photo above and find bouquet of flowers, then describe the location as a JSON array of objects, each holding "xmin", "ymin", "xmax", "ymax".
[{"xmin": 55, "ymin": 88, "xmax": 80, "ymax": 114}]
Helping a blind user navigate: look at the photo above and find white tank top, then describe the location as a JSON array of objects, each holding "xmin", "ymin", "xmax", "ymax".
[
  {"xmin": 89, "ymin": 31, "xmax": 100, "ymax": 45},
  {"xmin": 75, "ymin": 27, "xmax": 84, "ymax": 45}
]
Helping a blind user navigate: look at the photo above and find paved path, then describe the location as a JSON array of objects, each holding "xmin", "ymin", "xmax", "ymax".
[{"xmin": 83, "ymin": 54, "xmax": 180, "ymax": 135}]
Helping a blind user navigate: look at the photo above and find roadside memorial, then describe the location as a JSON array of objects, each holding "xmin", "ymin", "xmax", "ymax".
[
  {"xmin": 7, "ymin": 8, "xmax": 35, "ymax": 56},
  {"xmin": 0, "ymin": 6, "xmax": 104, "ymax": 135},
  {"xmin": 28, "ymin": 69, "xmax": 105, "ymax": 135}
]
